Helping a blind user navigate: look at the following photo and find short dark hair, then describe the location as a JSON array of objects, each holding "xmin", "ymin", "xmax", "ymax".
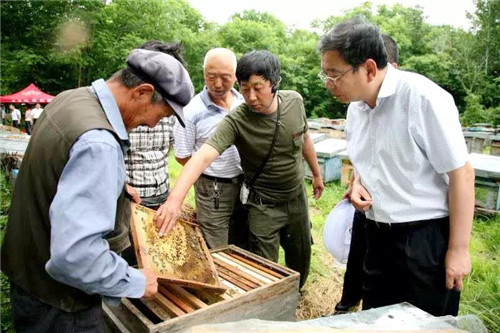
[
  {"xmin": 318, "ymin": 18, "xmax": 387, "ymax": 69},
  {"xmin": 382, "ymin": 34, "xmax": 398, "ymax": 65},
  {"xmin": 112, "ymin": 40, "xmax": 186, "ymax": 103},
  {"xmin": 137, "ymin": 40, "xmax": 186, "ymax": 66},
  {"xmin": 236, "ymin": 50, "xmax": 280, "ymax": 87}
]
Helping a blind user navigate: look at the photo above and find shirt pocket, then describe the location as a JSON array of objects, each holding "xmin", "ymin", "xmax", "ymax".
[{"xmin": 292, "ymin": 129, "xmax": 305, "ymax": 149}]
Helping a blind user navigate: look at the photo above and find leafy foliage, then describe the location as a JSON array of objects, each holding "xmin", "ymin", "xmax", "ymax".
[{"xmin": 1, "ymin": 0, "xmax": 497, "ymax": 123}]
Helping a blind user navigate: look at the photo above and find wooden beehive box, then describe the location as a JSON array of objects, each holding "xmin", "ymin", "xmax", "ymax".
[
  {"xmin": 104, "ymin": 245, "xmax": 300, "ymax": 333},
  {"xmin": 130, "ymin": 203, "xmax": 225, "ymax": 292},
  {"xmin": 304, "ymin": 138, "xmax": 346, "ymax": 183}
]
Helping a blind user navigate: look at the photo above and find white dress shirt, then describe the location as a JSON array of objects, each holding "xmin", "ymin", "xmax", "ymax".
[{"xmin": 346, "ymin": 65, "xmax": 468, "ymax": 223}]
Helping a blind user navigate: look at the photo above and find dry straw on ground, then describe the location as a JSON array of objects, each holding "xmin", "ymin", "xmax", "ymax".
[{"xmin": 296, "ymin": 252, "xmax": 345, "ymax": 320}]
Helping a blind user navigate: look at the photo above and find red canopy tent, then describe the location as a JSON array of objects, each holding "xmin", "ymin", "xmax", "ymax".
[{"xmin": 0, "ymin": 83, "xmax": 55, "ymax": 104}]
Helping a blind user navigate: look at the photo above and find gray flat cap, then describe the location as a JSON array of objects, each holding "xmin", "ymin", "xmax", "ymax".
[{"xmin": 126, "ymin": 49, "xmax": 194, "ymax": 127}]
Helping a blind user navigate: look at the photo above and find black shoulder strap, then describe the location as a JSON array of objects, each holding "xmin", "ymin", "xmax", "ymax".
[{"xmin": 247, "ymin": 96, "xmax": 281, "ymax": 188}]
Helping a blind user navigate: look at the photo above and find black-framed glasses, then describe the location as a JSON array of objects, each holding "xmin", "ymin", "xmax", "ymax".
[{"xmin": 318, "ymin": 67, "xmax": 355, "ymax": 85}]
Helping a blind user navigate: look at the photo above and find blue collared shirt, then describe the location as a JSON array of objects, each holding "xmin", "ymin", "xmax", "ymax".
[{"xmin": 45, "ymin": 79, "xmax": 145, "ymax": 304}]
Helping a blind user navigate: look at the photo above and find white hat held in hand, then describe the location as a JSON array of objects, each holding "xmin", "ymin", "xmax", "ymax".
[{"xmin": 323, "ymin": 198, "xmax": 355, "ymax": 264}]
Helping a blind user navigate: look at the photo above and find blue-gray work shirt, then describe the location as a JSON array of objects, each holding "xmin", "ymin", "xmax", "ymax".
[{"xmin": 45, "ymin": 79, "xmax": 145, "ymax": 304}]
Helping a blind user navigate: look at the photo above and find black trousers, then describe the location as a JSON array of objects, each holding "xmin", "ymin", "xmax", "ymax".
[
  {"xmin": 10, "ymin": 282, "xmax": 104, "ymax": 333},
  {"xmin": 362, "ymin": 216, "xmax": 461, "ymax": 316},
  {"xmin": 339, "ymin": 210, "xmax": 366, "ymax": 306}
]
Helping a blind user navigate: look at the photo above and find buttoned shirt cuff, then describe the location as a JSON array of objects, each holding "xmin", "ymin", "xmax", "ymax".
[
  {"xmin": 101, "ymin": 267, "xmax": 146, "ymax": 306},
  {"xmin": 125, "ymin": 266, "xmax": 147, "ymax": 298}
]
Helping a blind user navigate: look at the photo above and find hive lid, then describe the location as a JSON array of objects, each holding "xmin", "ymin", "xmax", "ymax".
[{"xmin": 314, "ymin": 138, "xmax": 347, "ymax": 158}]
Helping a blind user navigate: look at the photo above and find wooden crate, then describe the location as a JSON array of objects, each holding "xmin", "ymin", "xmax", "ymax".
[
  {"xmin": 470, "ymin": 153, "xmax": 500, "ymax": 213},
  {"xmin": 304, "ymin": 138, "xmax": 346, "ymax": 183},
  {"xmin": 463, "ymin": 131, "xmax": 490, "ymax": 154},
  {"xmin": 491, "ymin": 135, "xmax": 500, "ymax": 157},
  {"xmin": 104, "ymin": 245, "xmax": 300, "ymax": 333},
  {"xmin": 475, "ymin": 177, "xmax": 500, "ymax": 212},
  {"xmin": 336, "ymin": 150, "xmax": 352, "ymax": 187}
]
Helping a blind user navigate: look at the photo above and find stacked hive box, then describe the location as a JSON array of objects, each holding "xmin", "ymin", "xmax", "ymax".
[{"xmin": 104, "ymin": 245, "xmax": 300, "ymax": 333}]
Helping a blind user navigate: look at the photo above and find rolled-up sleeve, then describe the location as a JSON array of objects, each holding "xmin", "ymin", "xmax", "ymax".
[{"xmin": 46, "ymin": 130, "xmax": 145, "ymax": 299}]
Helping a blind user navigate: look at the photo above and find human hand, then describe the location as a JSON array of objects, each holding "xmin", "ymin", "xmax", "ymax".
[
  {"xmin": 140, "ymin": 268, "xmax": 158, "ymax": 298},
  {"xmin": 350, "ymin": 179, "xmax": 373, "ymax": 211},
  {"xmin": 444, "ymin": 247, "xmax": 471, "ymax": 291},
  {"xmin": 126, "ymin": 184, "xmax": 141, "ymax": 204},
  {"xmin": 342, "ymin": 185, "xmax": 352, "ymax": 200},
  {"xmin": 153, "ymin": 197, "xmax": 181, "ymax": 236},
  {"xmin": 312, "ymin": 175, "xmax": 324, "ymax": 199}
]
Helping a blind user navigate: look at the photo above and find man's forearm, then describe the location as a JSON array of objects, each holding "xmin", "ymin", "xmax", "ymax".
[
  {"xmin": 302, "ymin": 132, "xmax": 321, "ymax": 177},
  {"xmin": 169, "ymin": 144, "xmax": 219, "ymax": 204},
  {"xmin": 447, "ymin": 162, "xmax": 475, "ymax": 250}
]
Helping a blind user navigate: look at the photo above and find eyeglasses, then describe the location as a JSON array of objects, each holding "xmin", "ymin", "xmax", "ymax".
[{"xmin": 318, "ymin": 67, "xmax": 355, "ymax": 85}]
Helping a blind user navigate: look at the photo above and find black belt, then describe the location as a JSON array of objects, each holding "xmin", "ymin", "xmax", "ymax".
[
  {"xmin": 367, "ymin": 216, "xmax": 449, "ymax": 230},
  {"xmin": 200, "ymin": 173, "xmax": 242, "ymax": 184}
]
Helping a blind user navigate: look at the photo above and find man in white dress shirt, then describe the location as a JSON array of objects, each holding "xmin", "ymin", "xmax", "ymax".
[{"xmin": 319, "ymin": 18, "xmax": 475, "ymax": 316}]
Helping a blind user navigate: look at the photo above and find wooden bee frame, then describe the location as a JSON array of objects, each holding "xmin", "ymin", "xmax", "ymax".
[{"xmin": 130, "ymin": 203, "xmax": 225, "ymax": 292}]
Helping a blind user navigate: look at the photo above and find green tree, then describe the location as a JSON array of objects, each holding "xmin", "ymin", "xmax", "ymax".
[
  {"xmin": 0, "ymin": 0, "xmax": 104, "ymax": 94},
  {"xmin": 217, "ymin": 13, "xmax": 285, "ymax": 55}
]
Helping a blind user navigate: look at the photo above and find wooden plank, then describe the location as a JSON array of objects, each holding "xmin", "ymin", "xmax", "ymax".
[
  {"xmin": 165, "ymin": 285, "xmax": 208, "ymax": 309},
  {"xmin": 212, "ymin": 255, "xmax": 271, "ymax": 285},
  {"xmin": 140, "ymin": 299, "xmax": 171, "ymax": 321},
  {"xmin": 158, "ymin": 285, "xmax": 195, "ymax": 313},
  {"xmin": 227, "ymin": 252, "xmax": 285, "ymax": 279},
  {"xmin": 192, "ymin": 288, "xmax": 230, "ymax": 303},
  {"xmin": 215, "ymin": 264, "xmax": 259, "ymax": 289},
  {"xmin": 213, "ymin": 254, "xmax": 273, "ymax": 284},
  {"xmin": 220, "ymin": 279, "xmax": 246, "ymax": 294},
  {"xmin": 195, "ymin": 226, "xmax": 224, "ymax": 288},
  {"xmin": 154, "ymin": 293, "xmax": 186, "ymax": 318},
  {"xmin": 219, "ymin": 252, "xmax": 280, "ymax": 281},
  {"xmin": 152, "ymin": 273, "xmax": 300, "ymax": 333},
  {"xmin": 213, "ymin": 257, "xmax": 264, "ymax": 286},
  {"xmin": 218, "ymin": 252, "xmax": 279, "ymax": 282},
  {"xmin": 218, "ymin": 245, "xmax": 295, "ymax": 276},
  {"xmin": 103, "ymin": 303, "xmax": 131, "ymax": 333},
  {"xmin": 156, "ymin": 277, "xmax": 226, "ymax": 293},
  {"xmin": 217, "ymin": 270, "xmax": 252, "ymax": 291},
  {"xmin": 129, "ymin": 205, "xmax": 148, "ymax": 269},
  {"xmin": 107, "ymin": 298, "xmax": 154, "ymax": 333}
]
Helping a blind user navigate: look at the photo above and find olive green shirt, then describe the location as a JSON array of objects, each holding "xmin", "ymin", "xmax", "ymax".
[{"xmin": 206, "ymin": 90, "xmax": 308, "ymax": 202}]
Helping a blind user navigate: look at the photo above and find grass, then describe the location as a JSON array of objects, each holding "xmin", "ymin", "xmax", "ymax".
[
  {"xmin": 0, "ymin": 171, "xmax": 14, "ymax": 333},
  {"xmin": 0, "ymin": 154, "xmax": 498, "ymax": 332},
  {"xmin": 460, "ymin": 214, "xmax": 500, "ymax": 330}
]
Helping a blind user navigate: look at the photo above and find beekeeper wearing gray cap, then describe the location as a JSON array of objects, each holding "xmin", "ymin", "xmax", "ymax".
[{"xmin": 1, "ymin": 46, "xmax": 194, "ymax": 332}]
